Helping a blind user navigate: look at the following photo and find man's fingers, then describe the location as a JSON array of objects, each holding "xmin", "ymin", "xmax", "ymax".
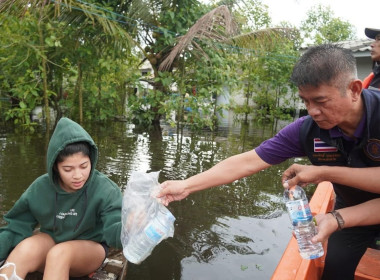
[
  {"xmin": 283, "ymin": 180, "xmax": 289, "ymax": 188},
  {"xmin": 311, "ymin": 235, "xmax": 320, "ymax": 244},
  {"xmin": 285, "ymin": 177, "xmax": 298, "ymax": 188},
  {"xmin": 157, "ymin": 182, "xmax": 169, "ymax": 198}
]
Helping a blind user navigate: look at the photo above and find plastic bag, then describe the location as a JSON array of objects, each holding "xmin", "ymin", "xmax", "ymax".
[
  {"xmin": 0, "ymin": 262, "xmax": 23, "ymax": 280},
  {"xmin": 121, "ymin": 171, "xmax": 175, "ymax": 264}
]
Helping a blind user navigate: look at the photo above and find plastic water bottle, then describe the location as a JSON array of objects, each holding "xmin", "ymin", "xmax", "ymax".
[
  {"xmin": 283, "ymin": 185, "xmax": 324, "ymax": 259},
  {"xmin": 123, "ymin": 206, "xmax": 175, "ymax": 264}
]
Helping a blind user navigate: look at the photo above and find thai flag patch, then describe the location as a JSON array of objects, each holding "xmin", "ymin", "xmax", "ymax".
[{"xmin": 314, "ymin": 138, "xmax": 338, "ymax": 152}]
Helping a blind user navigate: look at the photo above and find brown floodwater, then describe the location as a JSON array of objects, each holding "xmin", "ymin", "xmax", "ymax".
[{"xmin": 0, "ymin": 119, "xmax": 310, "ymax": 279}]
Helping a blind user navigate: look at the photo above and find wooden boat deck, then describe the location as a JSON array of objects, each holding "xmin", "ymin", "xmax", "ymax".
[{"xmin": 271, "ymin": 181, "xmax": 380, "ymax": 280}]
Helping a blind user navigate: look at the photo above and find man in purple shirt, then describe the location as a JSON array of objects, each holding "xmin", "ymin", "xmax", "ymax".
[{"xmin": 158, "ymin": 44, "xmax": 380, "ymax": 280}]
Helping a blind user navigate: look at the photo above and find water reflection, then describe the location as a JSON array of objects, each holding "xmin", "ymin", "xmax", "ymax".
[
  {"xmin": 0, "ymin": 119, "xmax": 310, "ymax": 279},
  {"xmin": 181, "ymin": 215, "xmax": 291, "ymax": 280}
]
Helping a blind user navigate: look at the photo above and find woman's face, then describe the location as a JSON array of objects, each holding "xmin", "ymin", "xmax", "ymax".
[{"xmin": 57, "ymin": 152, "xmax": 91, "ymax": 193}]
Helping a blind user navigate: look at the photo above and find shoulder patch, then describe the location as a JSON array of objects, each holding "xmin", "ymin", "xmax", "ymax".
[{"xmin": 364, "ymin": 139, "xmax": 380, "ymax": 161}]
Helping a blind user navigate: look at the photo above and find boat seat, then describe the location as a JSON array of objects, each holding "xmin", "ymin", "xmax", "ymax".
[{"xmin": 355, "ymin": 248, "xmax": 380, "ymax": 280}]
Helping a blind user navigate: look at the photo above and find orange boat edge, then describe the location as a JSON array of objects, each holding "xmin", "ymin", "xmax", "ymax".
[{"xmin": 271, "ymin": 181, "xmax": 380, "ymax": 280}]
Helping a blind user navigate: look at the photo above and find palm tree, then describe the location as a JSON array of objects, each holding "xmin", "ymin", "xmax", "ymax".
[{"xmin": 1, "ymin": 0, "xmax": 297, "ymax": 128}]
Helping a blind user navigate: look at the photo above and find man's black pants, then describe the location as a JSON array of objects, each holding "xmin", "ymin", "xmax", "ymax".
[{"xmin": 322, "ymin": 225, "xmax": 380, "ymax": 280}]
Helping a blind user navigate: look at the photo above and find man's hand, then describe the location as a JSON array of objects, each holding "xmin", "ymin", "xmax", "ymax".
[
  {"xmin": 157, "ymin": 180, "xmax": 191, "ymax": 206},
  {"xmin": 282, "ymin": 164, "xmax": 325, "ymax": 188},
  {"xmin": 311, "ymin": 213, "xmax": 339, "ymax": 244}
]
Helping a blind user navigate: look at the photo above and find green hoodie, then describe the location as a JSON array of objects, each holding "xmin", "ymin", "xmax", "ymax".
[{"xmin": 0, "ymin": 118, "xmax": 122, "ymax": 260}]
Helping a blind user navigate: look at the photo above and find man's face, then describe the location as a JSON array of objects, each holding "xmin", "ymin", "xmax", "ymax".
[
  {"xmin": 370, "ymin": 34, "xmax": 380, "ymax": 62},
  {"xmin": 298, "ymin": 84, "xmax": 353, "ymax": 130}
]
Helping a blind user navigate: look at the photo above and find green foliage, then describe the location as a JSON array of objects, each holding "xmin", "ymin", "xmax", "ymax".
[
  {"xmin": 301, "ymin": 4, "xmax": 356, "ymax": 44},
  {"xmin": 0, "ymin": 1, "xmax": 139, "ymax": 127},
  {"xmin": 126, "ymin": 44, "xmax": 235, "ymax": 130},
  {"xmin": 0, "ymin": 13, "xmax": 43, "ymax": 126},
  {"xmin": 127, "ymin": 0, "xmax": 211, "ymax": 126},
  {"xmin": 230, "ymin": 33, "xmax": 299, "ymax": 123},
  {"xmin": 0, "ymin": 0, "xmax": 306, "ymax": 131},
  {"xmin": 163, "ymin": 49, "xmax": 237, "ymax": 130},
  {"xmin": 228, "ymin": 0, "xmax": 271, "ymax": 32}
]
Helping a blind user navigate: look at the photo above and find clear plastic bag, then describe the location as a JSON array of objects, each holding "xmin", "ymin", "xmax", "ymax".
[
  {"xmin": 0, "ymin": 262, "xmax": 23, "ymax": 280},
  {"xmin": 121, "ymin": 171, "xmax": 175, "ymax": 264}
]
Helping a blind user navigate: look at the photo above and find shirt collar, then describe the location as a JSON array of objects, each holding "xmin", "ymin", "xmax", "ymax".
[{"xmin": 329, "ymin": 113, "xmax": 366, "ymax": 141}]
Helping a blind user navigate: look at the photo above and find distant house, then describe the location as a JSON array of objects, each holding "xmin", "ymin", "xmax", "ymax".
[
  {"xmin": 335, "ymin": 39, "xmax": 373, "ymax": 80},
  {"xmin": 302, "ymin": 39, "xmax": 373, "ymax": 80}
]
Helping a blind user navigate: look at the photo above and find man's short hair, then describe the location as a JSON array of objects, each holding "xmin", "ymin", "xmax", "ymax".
[{"xmin": 290, "ymin": 44, "xmax": 357, "ymax": 93}]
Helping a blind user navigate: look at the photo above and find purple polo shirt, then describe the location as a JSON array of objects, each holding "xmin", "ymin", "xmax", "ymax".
[{"xmin": 255, "ymin": 115, "xmax": 366, "ymax": 165}]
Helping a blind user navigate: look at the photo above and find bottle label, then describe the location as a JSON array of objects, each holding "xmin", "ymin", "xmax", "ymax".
[
  {"xmin": 145, "ymin": 224, "xmax": 165, "ymax": 243},
  {"xmin": 286, "ymin": 199, "xmax": 312, "ymax": 223}
]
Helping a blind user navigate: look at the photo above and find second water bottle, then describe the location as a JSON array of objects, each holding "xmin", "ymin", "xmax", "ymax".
[{"xmin": 284, "ymin": 185, "xmax": 324, "ymax": 259}]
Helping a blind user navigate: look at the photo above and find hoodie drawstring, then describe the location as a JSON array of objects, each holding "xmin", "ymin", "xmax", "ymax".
[
  {"xmin": 74, "ymin": 187, "xmax": 88, "ymax": 231},
  {"xmin": 53, "ymin": 192, "xmax": 58, "ymax": 233}
]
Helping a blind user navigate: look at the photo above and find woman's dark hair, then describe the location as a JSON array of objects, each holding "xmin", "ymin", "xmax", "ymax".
[{"xmin": 56, "ymin": 142, "xmax": 91, "ymax": 163}]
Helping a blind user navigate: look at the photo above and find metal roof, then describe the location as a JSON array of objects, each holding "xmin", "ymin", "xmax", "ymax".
[
  {"xmin": 334, "ymin": 39, "xmax": 372, "ymax": 53},
  {"xmin": 301, "ymin": 39, "xmax": 373, "ymax": 58}
]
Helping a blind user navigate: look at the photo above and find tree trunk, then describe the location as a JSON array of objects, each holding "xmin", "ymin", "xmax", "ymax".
[
  {"xmin": 38, "ymin": 23, "xmax": 50, "ymax": 130},
  {"xmin": 244, "ymin": 82, "xmax": 250, "ymax": 124},
  {"xmin": 74, "ymin": 63, "xmax": 83, "ymax": 124}
]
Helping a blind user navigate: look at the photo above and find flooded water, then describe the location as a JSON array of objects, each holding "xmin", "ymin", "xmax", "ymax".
[{"xmin": 0, "ymin": 118, "xmax": 310, "ymax": 280}]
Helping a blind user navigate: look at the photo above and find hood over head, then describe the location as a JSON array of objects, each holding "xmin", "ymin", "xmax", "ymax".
[{"xmin": 47, "ymin": 117, "xmax": 98, "ymax": 192}]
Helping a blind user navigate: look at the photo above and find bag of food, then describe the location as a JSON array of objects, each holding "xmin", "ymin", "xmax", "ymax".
[{"xmin": 121, "ymin": 171, "xmax": 175, "ymax": 264}]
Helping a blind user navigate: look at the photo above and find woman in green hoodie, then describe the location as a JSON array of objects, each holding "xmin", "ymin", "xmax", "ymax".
[{"xmin": 0, "ymin": 118, "xmax": 123, "ymax": 279}]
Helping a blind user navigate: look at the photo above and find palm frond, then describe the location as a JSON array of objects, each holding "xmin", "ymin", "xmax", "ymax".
[
  {"xmin": 231, "ymin": 27, "xmax": 299, "ymax": 49},
  {"xmin": 0, "ymin": 0, "xmax": 136, "ymax": 49},
  {"xmin": 159, "ymin": 5, "xmax": 239, "ymax": 71}
]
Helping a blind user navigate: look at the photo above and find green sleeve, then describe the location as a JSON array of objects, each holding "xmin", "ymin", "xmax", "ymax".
[
  {"xmin": 0, "ymin": 231, "xmax": 15, "ymax": 260},
  {"xmin": 0, "ymin": 193, "xmax": 38, "ymax": 260},
  {"xmin": 100, "ymin": 186, "xmax": 123, "ymax": 249}
]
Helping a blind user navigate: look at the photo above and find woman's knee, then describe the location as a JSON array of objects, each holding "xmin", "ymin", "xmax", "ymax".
[
  {"xmin": 50, "ymin": 241, "xmax": 105, "ymax": 276},
  {"xmin": 10, "ymin": 233, "xmax": 55, "ymax": 260},
  {"xmin": 45, "ymin": 242, "xmax": 73, "ymax": 264},
  {"xmin": 44, "ymin": 241, "xmax": 103, "ymax": 276},
  {"xmin": 4, "ymin": 233, "xmax": 55, "ymax": 277}
]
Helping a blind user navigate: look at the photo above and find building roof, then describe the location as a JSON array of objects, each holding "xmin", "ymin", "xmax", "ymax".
[
  {"xmin": 301, "ymin": 39, "xmax": 372, "ymax": 58},
  {"xmin": 335, "ymin": 39, "xmax": 372, "ymax": 54}
]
